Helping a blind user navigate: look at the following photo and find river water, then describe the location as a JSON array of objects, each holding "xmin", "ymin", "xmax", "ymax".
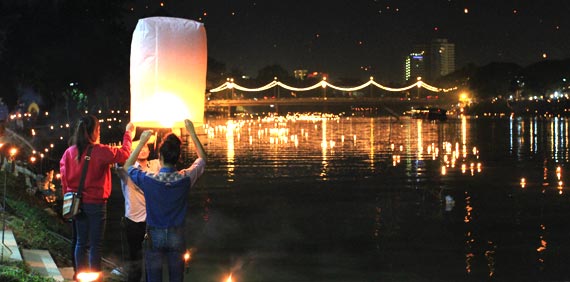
[{"xmin": 103, "ymin": 114, "xmax": 570, "ymax": 282}]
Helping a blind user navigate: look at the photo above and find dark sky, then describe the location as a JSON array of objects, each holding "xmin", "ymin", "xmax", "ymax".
[{"xmin": 126, "ymin": 1, "xmax": 570, "ymax": 82}]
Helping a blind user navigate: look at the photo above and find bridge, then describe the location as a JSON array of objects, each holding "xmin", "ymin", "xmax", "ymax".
[
  {"xmin": 205, "ymin": 78, "xmax": 457, "ymax": 114},
  {"xmin": 206, "ymin": 97, "xmax": 449, "ymax": 107}
]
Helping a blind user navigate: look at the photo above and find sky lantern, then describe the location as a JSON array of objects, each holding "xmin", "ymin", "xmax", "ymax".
[{"xmin": 130, "ymin": 17, "xmax": 207, "ymax": 129}]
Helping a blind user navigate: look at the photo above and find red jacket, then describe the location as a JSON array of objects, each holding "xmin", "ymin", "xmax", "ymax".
[{"xmin": 60, "ymin": 131, "xmax": 132, "ymax": 204}]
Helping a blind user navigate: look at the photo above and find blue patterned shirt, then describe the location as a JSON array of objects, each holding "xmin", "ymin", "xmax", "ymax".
[{"xmin": 127, "ymin": 158, "xmax": 206, "ymax": 228}]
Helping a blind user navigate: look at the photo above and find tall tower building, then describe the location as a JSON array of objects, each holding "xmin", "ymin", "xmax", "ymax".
[
  {"xmin": 429, "ymin": 38, "xmax": 455, "ymax": 78},
  {"xmin": 404, "ymin": 51, "xmax": 426, "ymax": 82}
]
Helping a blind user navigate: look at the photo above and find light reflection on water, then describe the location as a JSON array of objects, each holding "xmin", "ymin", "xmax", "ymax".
[
  {"xmin": 176, "ymin": 115, "xmax": 570, "ymax": 281},
  {"xmin": 203, "ymin": 115, "xmax": 481, "ymax": 182}
]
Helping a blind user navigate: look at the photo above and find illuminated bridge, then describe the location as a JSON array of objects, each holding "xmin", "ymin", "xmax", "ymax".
[
  {"xmin": 205, "ymin": 78, "xmax": 457, "ymax": 113},
  {"xmin": 206, "ymin": 97, "xmax": 448, "ymax": 107}
]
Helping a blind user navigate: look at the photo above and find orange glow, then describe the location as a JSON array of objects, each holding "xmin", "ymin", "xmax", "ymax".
[
  {"xmin": 226, "ymin": 273, "xmax": 233, "ymax": 282},
  {"xmin": 77, "ymin": 272, "xmax": 101, "ymax": 282},
  {"xmin": 184, "ymin": 250, "xmax": 191, "ymax": 262},
  {"xmin": 537, "ymin": 240, "xmax": 547, "ymax": 252}
]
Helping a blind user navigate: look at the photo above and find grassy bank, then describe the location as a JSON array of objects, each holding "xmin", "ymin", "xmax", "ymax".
[
  {"xmin": 0, "ymin": 170, "xmax": 70, "ymax": 281},
  {"xmin": 0, "ymin": 168, "xmax": 125, "ymax": 281}
]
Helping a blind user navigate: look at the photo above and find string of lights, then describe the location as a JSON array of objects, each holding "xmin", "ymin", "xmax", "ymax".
[{"xmin": 210, "ymin": 78, "xmax": 456, "ymax": 94}]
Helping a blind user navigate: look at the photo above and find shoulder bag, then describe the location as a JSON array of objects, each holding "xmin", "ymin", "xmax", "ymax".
[{"xmin": 62, "ymin": 145, "xmax": 93, "ymax": 219}]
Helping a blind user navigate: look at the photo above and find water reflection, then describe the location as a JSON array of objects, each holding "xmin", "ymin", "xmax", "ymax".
[
  {"xmin": 204, "ymin": 115, "xmax": 486, "ymax": 181},
  {"xmin": 510, "ymin": 116, "xmax": 570, "ymax": 162},
  {"xmin": 189, "ymin": 114, "xmax": 570, "ymax": 280}
]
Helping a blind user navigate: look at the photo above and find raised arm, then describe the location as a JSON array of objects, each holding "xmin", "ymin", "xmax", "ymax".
[
  {"xmin": 123, "ymin": 129, "xmax": 153, "ymax": 172},
  {"xmin": 185, "ymin": 119, "xmax": 207, "ymax": 162}
]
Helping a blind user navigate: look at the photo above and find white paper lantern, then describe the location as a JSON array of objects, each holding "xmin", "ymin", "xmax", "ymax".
[{"xmin": 130, "ymin": 17, "xmax": 207, "ymax": 128}]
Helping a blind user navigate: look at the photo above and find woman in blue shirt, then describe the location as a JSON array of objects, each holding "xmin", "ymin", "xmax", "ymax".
[{"xmin": 123, "ymin": 119, "xmax": 206, "ymax": 282}]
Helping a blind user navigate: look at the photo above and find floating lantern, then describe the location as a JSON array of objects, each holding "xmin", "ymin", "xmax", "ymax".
[{"xmin": 130, "ymin": 17, "xmax": 207, "ymax": 129}]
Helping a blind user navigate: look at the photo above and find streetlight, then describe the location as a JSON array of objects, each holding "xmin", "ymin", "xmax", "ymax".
[
  {"xmin": 0, "ymin": 143, "xmax": 5, "ymax": 261},
  {"xmin": 416, "ymin": 77, "xmax": 422, "ymax": 99},
  {"xmin": 1, "ymin": 146, "xmax": 16, "ymax": 262},
  {"xmin": 321, "ymin": 77, "xmax": 327, "ymax": 100}
]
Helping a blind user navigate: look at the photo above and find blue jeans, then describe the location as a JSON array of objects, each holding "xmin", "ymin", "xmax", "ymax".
[
  {"xmin": 145, "ymin": 227, "xmax": 185, "ymax": 282},
  {"xmin": 74, "ymin": 203, "xmax": 107, "ymax": 273}
]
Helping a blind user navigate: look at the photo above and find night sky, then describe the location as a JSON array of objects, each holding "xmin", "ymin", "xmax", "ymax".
[{"xmin": 111, "ymin": 1, "xmax": 570, "ymax": 81}]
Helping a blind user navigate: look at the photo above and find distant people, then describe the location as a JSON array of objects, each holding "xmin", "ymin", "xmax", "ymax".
[
  {"xmin": 124, "ymin": 119, "xmax": 206, "ymax": 282},
  {"xmin": 60, "ymin": 115, "xmax": 134, "ymax": 280},
  {"xmin": 116, "ymin": 137, "xmax": 160, "ymax": 282}
]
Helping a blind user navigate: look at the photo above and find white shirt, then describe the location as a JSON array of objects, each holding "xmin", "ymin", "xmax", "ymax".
[{"xmin": 117, "ymin": 159, "xmax": 160, "ymax": 222}]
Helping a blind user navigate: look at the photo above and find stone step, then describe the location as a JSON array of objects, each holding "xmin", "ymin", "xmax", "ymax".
[
  {"xmin": 0, "ymin": 228, "xmax": 22, "ymax": 262},
  {"xmin": 21, "ymin": 249, "xmax": 64, "ymax": 282}
]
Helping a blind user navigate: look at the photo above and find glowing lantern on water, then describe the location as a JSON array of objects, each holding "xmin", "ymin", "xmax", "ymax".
[{"xmin": 130, "ymin": 17, "xmax": 207, "ymax": 129}]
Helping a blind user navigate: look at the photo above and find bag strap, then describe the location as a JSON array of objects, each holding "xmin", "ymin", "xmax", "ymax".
[{"xmin": 77, "ymin": 145, "xmax": 94, "ymax": 198}]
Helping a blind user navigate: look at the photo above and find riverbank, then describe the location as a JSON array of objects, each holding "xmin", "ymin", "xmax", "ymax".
[
  {"xmin": 0, "ymin": 169, "xmax": 123, "ymax": 281},
  {"xmin": 0, "ymin": 168, "xmax": 68, "ymax": 280}
]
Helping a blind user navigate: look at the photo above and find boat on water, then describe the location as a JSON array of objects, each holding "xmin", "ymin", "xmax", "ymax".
[{"xmin": 404, "ymin": 107, "xmax": 447, "ymax": 121}]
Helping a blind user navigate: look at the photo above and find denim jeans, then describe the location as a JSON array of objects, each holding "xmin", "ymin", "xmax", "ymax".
[
  {"xmin": 144, "ymin": 227, "xmax": 185, "ymax": 282},
  {"xmin": 74, "ymin": 203, "xmax": 107, "ymax": 273},
  {"xmin": 123, "ymin": 217, "xmax": 146, "ymax": 282}
]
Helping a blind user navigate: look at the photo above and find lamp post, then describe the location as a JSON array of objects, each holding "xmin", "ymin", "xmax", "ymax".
[
  {"xmin": 416, "ymin": 77, "xmax": 422, "ymax": 99},
  {"xmin": 1, "ymin": 146, "xmax": 16, "ymax": 261},
  {"xmin": 321, "ymin": 77, "xmax": 327, "ymax": 100},
  {"xmin": 0, "ymin": 143, "xmax": 4, "ymax": 261}
]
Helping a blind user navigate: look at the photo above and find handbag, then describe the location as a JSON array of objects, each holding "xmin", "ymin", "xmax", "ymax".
[{"xmin": 62, "ymin": 145, "xmax": 93, "ymax": 219}]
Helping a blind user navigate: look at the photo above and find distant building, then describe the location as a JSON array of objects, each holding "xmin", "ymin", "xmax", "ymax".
[
  {"xmin": 294, "ymin": 69, "xmax": 308, "ymax": 80},
  {"xmin": 429, "ymin": 38, "xmax": 455, "ymax": 78},
  {"xmin": 404, "ymin": 38, "xmax": 455, "ymax": 82},
  {"xmin": 404, "ymin": 51, "xmax": 426, "ymax": 82}
]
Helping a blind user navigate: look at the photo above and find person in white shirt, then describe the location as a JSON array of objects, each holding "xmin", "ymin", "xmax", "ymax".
[{"xmin": 116, "ymin": 137, "xmax": 159, "ymax": 282}]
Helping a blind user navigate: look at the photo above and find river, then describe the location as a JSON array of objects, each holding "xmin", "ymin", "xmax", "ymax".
[{"xmin": 101, "ymin": 114, "xmax": 570, "ymax": 281}]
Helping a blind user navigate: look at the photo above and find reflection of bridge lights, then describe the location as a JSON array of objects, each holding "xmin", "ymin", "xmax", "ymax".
[{"xmin": 392, "ymin": 155, "xmax": 400, "ymax": 166}]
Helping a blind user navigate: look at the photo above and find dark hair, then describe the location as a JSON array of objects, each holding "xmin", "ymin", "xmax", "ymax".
[
  {"xmin": 159, "ymin": 133, "xmax": 181, "ymax": 165},
  {"xmin": 70, "ymin": 115, "xmax": 99, "ymax": 156}
]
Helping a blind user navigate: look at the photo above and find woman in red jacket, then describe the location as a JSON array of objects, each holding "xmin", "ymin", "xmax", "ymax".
[{"xmin": 60, "ymin": 114, "xmax": 134, "ymax": 279}]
